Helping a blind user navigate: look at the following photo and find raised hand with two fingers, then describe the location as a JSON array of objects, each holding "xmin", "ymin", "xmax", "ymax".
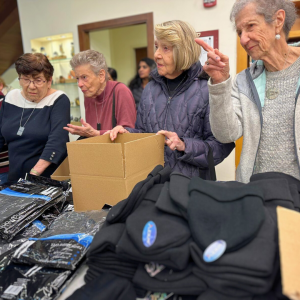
[{"xmin": 195, "ymin": 38, "xmax": 230, "ymax": 84}]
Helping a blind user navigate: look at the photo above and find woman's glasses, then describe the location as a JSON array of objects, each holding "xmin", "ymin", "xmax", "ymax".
[{"xmin": 18, "ymin": 78, "xmax": 46, "ymax": 87}]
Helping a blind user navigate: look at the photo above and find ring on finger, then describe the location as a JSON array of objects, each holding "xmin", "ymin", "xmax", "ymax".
[
  {"xmin": 206, "ymin": 61, "xmax": 209, "ymax": 65},
  {"xmin": 174, "ymin": 147, "xmax": 177, "ymax": 151}
]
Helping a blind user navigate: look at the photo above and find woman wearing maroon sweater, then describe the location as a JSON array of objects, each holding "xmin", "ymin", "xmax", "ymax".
[{"xmin": 64, "ymin": 50, "xmax": 136, "ymax": 137}]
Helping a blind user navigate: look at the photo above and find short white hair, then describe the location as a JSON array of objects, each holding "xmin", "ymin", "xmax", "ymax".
[
  {"xmin": 230, "ymin": 0, "xmax": 297, "ymax": 39},
  {"xmin": 70, "ymin": 49, "xmax": 108, "ymax": 80}
]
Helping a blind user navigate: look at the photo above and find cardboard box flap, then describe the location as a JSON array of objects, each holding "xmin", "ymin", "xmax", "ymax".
[
  {"xmin": 113, "ymin": 133, "xmax": 162, "ymax": 162},
  {"xmin": 277, "ymin": 207, "xmax": 300, "ymax": 300},
  {"xmin": 67, "ymin": 143, "xmax": 124, "ymax": 177},
  {"xmin": 72, "ymin": 135, "xmax": 113, "ymax": 144},
  {"xmin": 124, "ymin": 134, "xmax": 165, "ymax": 177},
  {"xmin": 115, "ymin": 133, "xmax": 158, "ymax": 159},
  {"xmin": 73, "ymin": 133, "xmax": 155, "ymax": 145},
  {"xmin": 52, "ymin": 157, "xmax": 69, "ymax": 177},
  {"xmin": 115, "ymin": 133, "xmax": 156, "ymax": 144}
]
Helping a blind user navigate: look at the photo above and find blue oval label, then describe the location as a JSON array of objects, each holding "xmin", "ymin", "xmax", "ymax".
[
  {"xmin": 203, "ymin": 240, "xmax": 227, "ymax": 263},
  {"xmin": 142, "ymin": 221, "xmax": 157, "ymax": 247}
]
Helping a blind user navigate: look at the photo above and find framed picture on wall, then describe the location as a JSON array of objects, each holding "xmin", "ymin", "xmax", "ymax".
[{"xmin": 196, "ymin": 30, "xmax": 219, "ymax": 66}]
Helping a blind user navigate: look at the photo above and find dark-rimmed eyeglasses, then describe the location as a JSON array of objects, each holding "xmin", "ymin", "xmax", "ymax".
[{"xmin": 18, "ymin": 78, "xmax": 46, "ymax": 87}]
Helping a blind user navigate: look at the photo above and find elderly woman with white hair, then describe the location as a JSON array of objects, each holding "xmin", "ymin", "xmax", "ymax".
[
  {"xmin": 108, "ymin": 20, "xmax": 234, "ymax": 179},
  {"xmin": 197, "ymin": 0, "xmax": 300, "ymax": 183},
  {"xmin": 64, "ymin": 50, "xmax": 136, "ymax": 137}
]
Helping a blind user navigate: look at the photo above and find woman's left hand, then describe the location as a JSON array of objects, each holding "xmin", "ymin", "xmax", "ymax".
[
  {"xmin": 63, "ymin": 118, "xmax": 100, "ymax": 137},
  {"xmin": 157, "ymin": 130, "xmax": 185, "ymax": 152},
  {"xmin": 104, "ymin": 125, "xmax": 129, "ymax": 141}
]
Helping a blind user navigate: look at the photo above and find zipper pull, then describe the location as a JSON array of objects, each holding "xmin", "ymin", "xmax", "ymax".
[{"xmin": 167, "ymin": 97, "xmax": 171, "ymax": 104}]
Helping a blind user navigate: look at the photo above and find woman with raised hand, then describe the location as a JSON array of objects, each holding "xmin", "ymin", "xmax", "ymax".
[{"xmin": 196, "ymin": 0, "xmax": 300, "ymax": 183}]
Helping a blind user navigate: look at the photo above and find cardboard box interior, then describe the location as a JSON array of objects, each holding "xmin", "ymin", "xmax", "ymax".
[
  {"xmin": 51, "ymin": 156, "xmax": 70, "ymax": 181},
  {"xmin": 52, "ymin": 133, "xmax": 165, "ymax": 211}
]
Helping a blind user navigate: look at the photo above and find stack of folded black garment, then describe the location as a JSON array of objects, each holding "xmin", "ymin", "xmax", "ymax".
[
  {"xmin": 0, "ymin": 176, "xmax": 74, "ymax": 272},
  {"xmin": 0, "ymin": 203, "xmax": 70, "ymax": 265},
  {"xmin": 0, "ymin": 179, "xmax": 66, "ymax": 241},
  {"xmin": 0, "ymin": 209, "xmax": 108, "ymax": 300},
  {"xmin": 71, "ymin": 165, "xmax": 299, "ymax": 300}
]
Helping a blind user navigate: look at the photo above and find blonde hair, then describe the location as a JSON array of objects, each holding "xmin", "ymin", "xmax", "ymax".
[{"xmin": 155, "ymin": 20, "xmax": 201, "ymax": 71}]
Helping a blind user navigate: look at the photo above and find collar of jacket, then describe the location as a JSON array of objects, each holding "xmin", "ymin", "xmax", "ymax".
[{"xmin": 150, "ymin": 61, "xmax": 203, "ymax": 96}]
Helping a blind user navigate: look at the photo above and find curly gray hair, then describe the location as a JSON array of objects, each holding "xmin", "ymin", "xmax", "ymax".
[
  {"xmin": 70, "ymin": 49, "xmax": 108, "ymax": 80},
  {"xmin": 230, "ymin": 0, "xmax": 297, "ymax": 39}
]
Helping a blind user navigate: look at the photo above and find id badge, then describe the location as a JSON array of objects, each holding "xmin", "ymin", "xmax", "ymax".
[{"xmin": 17, "ymin": 126, "xmax": 25, "ymax": 136}]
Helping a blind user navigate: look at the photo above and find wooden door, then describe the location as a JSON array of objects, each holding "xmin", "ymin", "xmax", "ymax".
[{"xmin": 135, "ymin": 47, "xmax": 148, "ymax": 70}]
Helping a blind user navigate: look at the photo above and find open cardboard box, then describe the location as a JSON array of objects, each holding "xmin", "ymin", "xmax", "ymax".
[
  {"xmin": 52, "ymin": 133, "xmax": 165, "ymax": 211},
  {"xmin": 277, "ymin": 207, "xmax": 300, "ymax": 300}
]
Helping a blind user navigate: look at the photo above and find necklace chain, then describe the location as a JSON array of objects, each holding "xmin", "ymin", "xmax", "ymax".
[
  {"xmin": 266, "ymin": 46, "xmax": 291, "ymax": 100},
  {"xmin": 20, "ymin": 99, "xmax": 38, "ymax": 128},
  {"xmin": 94, "ymin": 86, "xmax": 106, "ymax": 130},
  {"xmin": 166, "ymin": 75, "xmax": 186, "ymax": 94}
]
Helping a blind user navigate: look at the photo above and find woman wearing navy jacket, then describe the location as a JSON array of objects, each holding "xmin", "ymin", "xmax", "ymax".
[
  {"xmin": 0, "ymin": 53, "xmax": 70, "ymax": 183},
  {"xmin": 107, "ymin": 20, "xmax": 234, "ymax": 178}
]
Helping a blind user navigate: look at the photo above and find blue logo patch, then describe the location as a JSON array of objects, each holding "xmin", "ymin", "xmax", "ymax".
[
  {"xmin": 142, "ymin": 221, "xmax": 157, "ymax": 247},
  {"xmin": 203, "ymin": 240, "xmax": 227, "ymax": 263}
]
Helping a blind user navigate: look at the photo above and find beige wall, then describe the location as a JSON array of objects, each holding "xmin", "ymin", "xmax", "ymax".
[
  {"xmin": 110, "ymin": 24, "xmax": 147, "ymax": 85},
  {"xmin": 17, "ymin": 0, "xmax": 237, "ymax": 75},
  {"xmin": 90, "ymin": 24, "xmax": 147, "ymax": 85},
  {"xmin": 90, "ymin": 30, "xmax": 112, "ymax": 66},
  {"xmin": 17, "ymin": 0, "xmax": 237, "ymax": 181}
]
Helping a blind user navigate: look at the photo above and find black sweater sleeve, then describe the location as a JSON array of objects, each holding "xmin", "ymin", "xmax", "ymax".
[{"xmin": 40, "ymin": 94, "xmax": 70, "ymax": 164}]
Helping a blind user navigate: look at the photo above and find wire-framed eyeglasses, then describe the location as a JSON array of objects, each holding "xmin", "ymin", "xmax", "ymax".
[{"xmin": 18, "ymin": 78, "xmax": 46, "ymax": 87}]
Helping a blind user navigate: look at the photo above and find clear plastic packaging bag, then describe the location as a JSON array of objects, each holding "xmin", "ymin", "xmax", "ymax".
[
  {"xmin": 0, "ymin": 263, "xmax": 72, "ymax": 300},
  {"xmin": 13, "ymin": 210, "xmax": 107, "ymax": 270}
]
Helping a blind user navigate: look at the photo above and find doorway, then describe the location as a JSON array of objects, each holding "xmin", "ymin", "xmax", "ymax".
[
  {"xmin": 78, "ymin": 13, "xmax": 154, "ymax": 86},
  {"xmin": 89, "ymin": 24, "xmax": 148, "ymax": 85}
]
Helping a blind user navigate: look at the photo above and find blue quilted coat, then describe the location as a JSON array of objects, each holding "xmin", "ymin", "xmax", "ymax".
[{"xmin": 127, "ymin": 62, "xmax": 235, "ymax": 178}]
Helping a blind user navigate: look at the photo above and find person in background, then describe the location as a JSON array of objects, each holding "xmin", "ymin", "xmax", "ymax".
[
  {"xmin": 0, "ymin": 90, "xmax": 8, "ymax": 184},
  {"xmin": 196, "ymin": 0, "xmax": 300, "ymax": 183},
  {"xmin": 108, "ymin": 67, "xmax": 117, "ymax": 81},
  {"xmin": 107, "ymin": 20, "xmax": 234, "ymax": 178},
  {"xmin": 64, "ymin": 50, "xmax": 136, "ymax": 137},
  {"xmin": 0, "ymin": 78, "xmax": 6, "ymax": 95},
  {"xmin": 0, "ymin": 77, "xmax": 12, "ymax": 96},
  {"xmin": 129, "ymin": 58, "xmax": 156, "ymax": 108},
  {"xmin": 0, "ymin": 53, "xmax": 70, "ymax": 183}
]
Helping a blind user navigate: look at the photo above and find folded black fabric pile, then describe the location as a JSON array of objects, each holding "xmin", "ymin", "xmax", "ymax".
[
  {"xmin": 74, "ymin": 166, "xmax": 299, "ymax": 300},
  {"xmin": 0, "ymin": 179, "xmax": 66, "ymax": 241},
  {"xmin": 0, "ymin": 198, "xmax": 71, "ymax": 265}
]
